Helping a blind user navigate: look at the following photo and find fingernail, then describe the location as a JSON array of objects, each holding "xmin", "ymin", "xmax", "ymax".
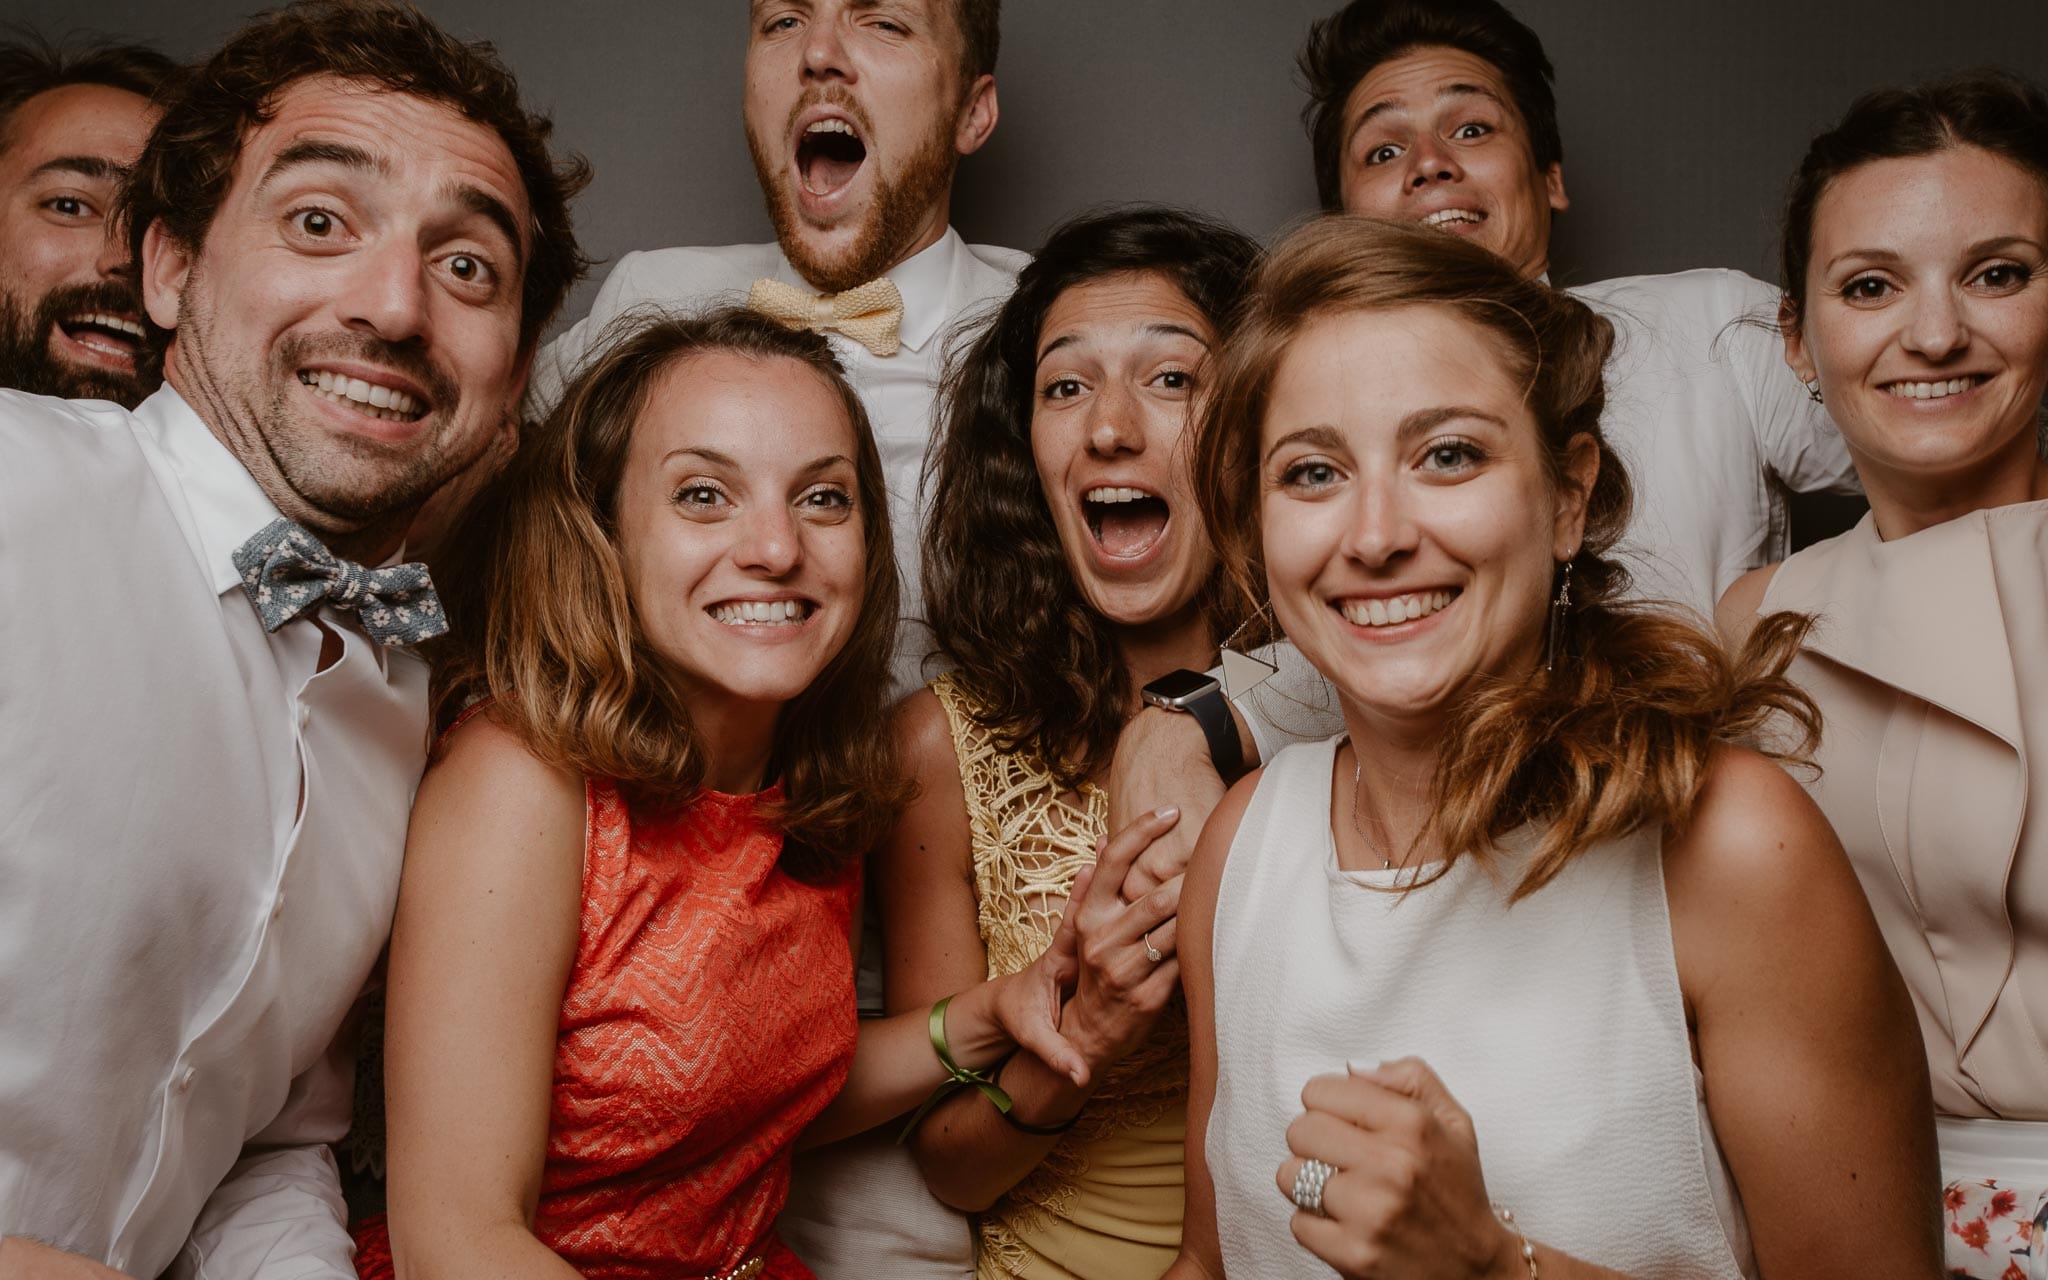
[{"xmin": 1154, "ymin": 806, "xmax": 1179, "ymax": 821}]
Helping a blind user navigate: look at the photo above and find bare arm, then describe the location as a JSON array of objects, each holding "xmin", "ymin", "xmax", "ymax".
[
  {"xmin": 1713, "ymin": 563, "xmax": 1778, "ymax": 648},
  {"xmin": 1668, "ymin": 747, "xmax": 1941, "ymax": 1279},
  {"xmin": 1160, "ymin": 770, "xmax": 1260, "ymax": 1280},
  {"xmin": 382, "ymin": 714, "xmax": 587, "ymax": 1280}
]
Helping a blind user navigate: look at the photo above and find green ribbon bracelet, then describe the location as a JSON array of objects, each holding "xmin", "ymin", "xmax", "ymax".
[{"xmin": 897, "ymin": 995, "xmax": 1014, "ymax": 1143}]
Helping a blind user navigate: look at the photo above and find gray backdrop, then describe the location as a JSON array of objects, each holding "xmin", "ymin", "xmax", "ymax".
[{"xmin": 8, "ymin": 0, "xmax": 2046, "ymax": 332}]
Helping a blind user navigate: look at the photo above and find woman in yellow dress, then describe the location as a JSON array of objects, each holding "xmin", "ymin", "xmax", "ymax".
[{"xmin": 879, "ymin": 207, "xmax": 1258, "ymax": 1279}]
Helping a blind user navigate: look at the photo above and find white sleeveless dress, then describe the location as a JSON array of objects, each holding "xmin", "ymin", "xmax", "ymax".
[{"xmin": 1206, "ymin": 736, "xmax": 1754, "ymax": 1279}]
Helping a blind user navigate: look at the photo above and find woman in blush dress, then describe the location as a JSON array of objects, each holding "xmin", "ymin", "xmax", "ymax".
[
  {"xmin": 1159, "ymin": 217, "xmax": 1939, "ymax": 1280},
  {"xmin": 352, "ymin": 309, "xmax": 1092, "ymax": 1280},
  {"xmin": 1720, "ymin": 72, "xmax": 2048, "ymax": 1280}
]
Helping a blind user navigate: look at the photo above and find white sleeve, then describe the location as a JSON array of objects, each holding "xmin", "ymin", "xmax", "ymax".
[
  {"xmin": 1212, "ymin": 641, "xmax": 1344, "ymax": 766},
  {"xmin": 1725, "ymin": 272, "xmax": 1861, "ymax": 496},
  {"xmin": 169, "ymin": 1034, "xmax": 357, "ymax": 1280}
]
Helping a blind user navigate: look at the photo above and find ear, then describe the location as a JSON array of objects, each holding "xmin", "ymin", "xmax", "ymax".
[
  {"xmin": 1553, "ymin": 431, "xmax": 1599, "ymax": 558},
  {"xmin": 1779, "ymin": 295, "xmax": 1817, "ymax": 385},
  {"xmin": 955, "ymin": 73, "xmax": 998, "ymax": 157},
  {"xmin": 141, "ymin": 219, "xmax": 191, "ymax": 333},
  {"xmin": 1544, "ymin": 160, "xmax": 1569, "ymax": 214}
]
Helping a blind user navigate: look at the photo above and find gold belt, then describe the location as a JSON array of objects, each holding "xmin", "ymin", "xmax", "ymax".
[{"xmin": 702, "ymin": 1257, "xmax": 763, "ymax": 1280}]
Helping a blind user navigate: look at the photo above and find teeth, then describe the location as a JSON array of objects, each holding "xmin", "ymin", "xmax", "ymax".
[
  {"xmin": 1085, "ymin": 486, "xmax": 1154, "ymax": 504},
  {"xmin": 71, "ymin": 312, "xmax": 147, "ymax": 339},
  {"xmin": 301, "ymin": 369, "xmax": 423, "ymax": 419},
  {"xmin": 711, "ymin": 600, "xmax": 811, "ymax": 626},
  {"xmin": 1339, "ymin": 590, "xmax": 1454, "ymax": 628},
  {"xmin": 1885, "ymin": 377, "xmax": 1978, "ymax": 400},
  {"xmin": 1421, "ymin": 209, "xmax": 1483, "ymax": 228},
  {"xmin": 806, "ymin": 119, "xmax": 856, "ymax": 136}
]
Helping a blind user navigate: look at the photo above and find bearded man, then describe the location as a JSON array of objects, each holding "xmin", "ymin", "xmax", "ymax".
[
  {"xmin": 0, "ymin": 36, "xmax": 175, "ymax": 405},
  {"xmin": 531, "ymin": 0, "xmax": 1016, "ymax": 695}
]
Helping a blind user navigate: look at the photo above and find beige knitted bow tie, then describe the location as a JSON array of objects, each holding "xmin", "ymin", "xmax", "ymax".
[{"xmin": 747, "ymin": 276, "xmax": 904, "ymax": 357}]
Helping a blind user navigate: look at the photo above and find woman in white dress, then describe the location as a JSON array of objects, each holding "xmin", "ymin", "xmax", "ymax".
[
  {"xmin": 1719, "ymin": 72, "xmax": 2048, "ymax": 1280},
  {"xmin": 1155, "ymin": 216, "xmax": 1940, "ymax": 1280}
]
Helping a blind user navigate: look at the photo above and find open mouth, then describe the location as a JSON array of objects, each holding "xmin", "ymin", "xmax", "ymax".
[
  {"xmin": 297, "ymin": 368, "xmax": 428, "ymax": 423},
  {"xmin": 1420, "ymin": 208, "xmax": 1486, "ymax": 231},
  {"xmin": 1083, "ymin": 485, "xmax": 1172, "ymax": 561},
  {"xmin": 55, "ymin": 310, "xmax": 147, "ymax": 366},
  {"xmin": 1336, "ymin": 588, "xmax": 1460, "ymax": 628},
  {"xmin": 797, "ymin": 118, "xmax": 867, "ymax": 198},
  {"xmin": 710, "ymin": 599, "xmax": 817, "ymax": 627},
  {"xmin": 1882, "ymin": 374, "xmax": 1990, "ymax": 401}
]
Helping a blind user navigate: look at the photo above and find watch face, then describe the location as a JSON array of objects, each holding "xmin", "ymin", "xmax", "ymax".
[{"xmin": 1145, "ymin": 669, "xmax": 1219, "ymax": 702}]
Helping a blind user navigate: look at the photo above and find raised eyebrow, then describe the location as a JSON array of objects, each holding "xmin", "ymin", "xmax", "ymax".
[
  {"xmin": 666, "ymin": 445, "xmax": 740, "ymax": 468},
  {"xmin": 1964, "ymin": 234, "xmax": 2046, "ymax": 260},
  {"xmin": 1037, "ymin": 323, "xmax": 1209, "ymax": 366},
  {"xmin": 798, "ymin": 453, "xmax": 856, "ymax": 480},
  {"xmin": 452, "ymin": 183, "xmax": 525, "ymax": 270},
  {"xmin": 1438, "ymin": 83, "xmax": 1508, "ymax": 114},
  {"xmin": 1263, "ymin": 424, "xmax": 1346, "ymax": 464},
  {"xmin": 255, "ymin": 139, "xmax": 383, "ymax": 195},
  {"xmin": 28, "ymin": 155, "xmax": 127, "ymax": 182},
  {"xmin": 1823, "ymin": 247, "xmax": 1904, "ymax": 274}
]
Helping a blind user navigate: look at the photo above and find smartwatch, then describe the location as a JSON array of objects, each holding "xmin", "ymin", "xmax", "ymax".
[{"xmin": 1140, "ymin": 669, "xmax": 1245, "ymax": 784}]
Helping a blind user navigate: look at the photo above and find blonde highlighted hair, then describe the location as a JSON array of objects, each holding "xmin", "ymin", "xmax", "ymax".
[
  {"xmin": 431, "ymin": 308, "xmax": 910, "ymax": 877},
  {"xmin": 1194, "ymin": 216, "xmax": 1820, "ymax": 898}
]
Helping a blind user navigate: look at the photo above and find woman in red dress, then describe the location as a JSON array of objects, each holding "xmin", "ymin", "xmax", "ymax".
[{"xmin": 352, "ymin": 310, "xmax": 1112, "ymax": 1280}]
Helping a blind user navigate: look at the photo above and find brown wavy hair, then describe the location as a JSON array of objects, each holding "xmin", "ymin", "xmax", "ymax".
[
  {"xmin": 432, "ymin": 308, "xmax": 909, "ymax": 878},
  {"xmin": 1194, "ymin": 216, "xmax": 1820, "ymax": 899},
  {"xmin": 923, "ymin": 206, "xmax": 1262, "ymax": 785}
]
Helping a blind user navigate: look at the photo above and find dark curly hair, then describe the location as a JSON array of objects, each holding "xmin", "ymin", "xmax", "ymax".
[
  {"xmin": 1298, "ymin": 0, "xmax": 1562, "ymax": 212},
  {"xmin": 121, "ymin": 0, "xmax": 590, "ymax": 353},
  {"xmin": 0, "ymin": 30, "xmax": 177, "ymax": 148},
  {"xmin": 922, "ymin": 205, "xmax": 1261, "ymax": 785}
]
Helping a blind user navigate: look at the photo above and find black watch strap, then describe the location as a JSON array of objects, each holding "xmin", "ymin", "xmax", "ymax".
[{"xmin": 1180, "ymin": 684, "xmax": 1245, "ymax": 784}]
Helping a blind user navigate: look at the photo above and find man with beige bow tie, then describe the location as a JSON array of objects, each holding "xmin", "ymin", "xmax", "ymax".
[
  {"xmin": 525, "ymin": 3, "xmax": 1013, "ymax": 1277},
  {"xmin": 529, "ymin": 0, "xmax": 1019, "ymax": 701}
]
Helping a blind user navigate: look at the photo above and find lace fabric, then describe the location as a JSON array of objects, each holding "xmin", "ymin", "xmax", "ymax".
[{"xmin": 931, "ymin": 676, "xmax": 1188, "ymax": 1279}]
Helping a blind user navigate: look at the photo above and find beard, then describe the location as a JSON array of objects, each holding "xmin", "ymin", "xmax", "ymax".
[
  {"xmin": 748, "ymin": 91, "xmax": 961, "ymax": 294},
  {"xmin": 0, "ymin": 280, "xmax": 162, "ymax": 407}
]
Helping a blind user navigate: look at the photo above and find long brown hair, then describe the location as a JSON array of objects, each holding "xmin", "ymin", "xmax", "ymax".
[
  {"xmin": 923, "ymin": 206, "xmax": 1261, "ymax": 784},
  {"xmin": 433, "ymin": 308, "xmax": 909, "ymax": 877},
  {"xmin": 1195, "ymin": 216, "xmax": 1820, "ymax": 898}
]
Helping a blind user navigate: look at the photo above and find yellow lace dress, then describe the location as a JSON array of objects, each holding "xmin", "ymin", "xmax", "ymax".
[{"xmin": 931, "ymin": 675, "xmax": 1188, "ymax": 1280}]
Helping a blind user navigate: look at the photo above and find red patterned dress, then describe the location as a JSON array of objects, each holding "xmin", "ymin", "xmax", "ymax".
[{"xmin": 354, "ymin": 777, "xmax": 859, "ymax": 1280}]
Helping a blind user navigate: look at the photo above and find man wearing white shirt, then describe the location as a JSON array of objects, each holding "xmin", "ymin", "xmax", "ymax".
[
  {"xmin": 1299, "ymin": 0, "xmax": 1860, "ymax": 612},
  {"xmin": 526, "ymin": 4, "xmax": 1012, "ymax": 1277},
  {"xmin": 0, "ymin": 4, "xmax": 587, "ymax": 1277}
]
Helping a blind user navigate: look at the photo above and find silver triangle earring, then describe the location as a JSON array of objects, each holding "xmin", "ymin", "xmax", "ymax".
[
  {"xmin": 1544, "ymin": 555, "xmax": 1576, "ymax": 673},
  {"xmin": 1804, "ymin": 377, "xmax": 1824, "ymax": 405}
]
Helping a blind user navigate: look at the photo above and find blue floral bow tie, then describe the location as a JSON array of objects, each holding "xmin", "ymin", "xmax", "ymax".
[{"xmin": 231, "ymin": 517, "xmax": 448, "ymax": 647}]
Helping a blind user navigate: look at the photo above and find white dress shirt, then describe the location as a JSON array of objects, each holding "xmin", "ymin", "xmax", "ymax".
[
  {"xmin": 529, "ymin": 229, "xmax": 1028, "ymax": 694},
  {"xmin": 0, "ymin": 387, "xmax": 428, "ymax": 1279},
  {"xmin": 1568, "ymin": 269, "xmax": 1860, "ymax": 614}
]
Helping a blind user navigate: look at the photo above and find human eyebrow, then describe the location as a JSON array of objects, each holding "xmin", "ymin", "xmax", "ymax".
[
  {"xmin": 1263, "ymin": 424, "xmax": 1346, "ymax": 463},
  {"xmin": 1396, "ymin": 405, "xmax": 1507, "ymax": 442},
  {"xmin": 666, "ymin": 446, "xmax": 741, "ymax": 468},
  {"xmin": 1438, "ymin": 83, "xmax": 1508, "ymax": 113},
  {"xmin": 255, "ymin": 140, "xmax": 384, "ymax": 196},
  {"xmin": 1144, "ymin": 323, "xmax": 1211, "ymax": 347},
  {"xmin": 1350, "ymin": 98, "xmax": 1410, "ymax": 137},
  {"xmin": 452, "ymin": 183, "xmax": 525, "ymax": 270},
  {"xmin": 798, "ymin": 453, "xmax": 855, "ymax": 479},
  {"xmin": 28, "ymin": 155, "xmax": 126, "ymax": 182}
]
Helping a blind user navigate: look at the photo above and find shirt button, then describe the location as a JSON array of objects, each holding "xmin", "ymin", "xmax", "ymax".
[
  {"xmin": 297, "ymin": 705, "xmax": 311, "ymax": 731},
  {"xmin": 177, "ymin": 1066, "xmax": 196, "ymax": 1093},
  {"xmin": 271, "ymin": 892, "xmax": 286, "ymax": 920}
]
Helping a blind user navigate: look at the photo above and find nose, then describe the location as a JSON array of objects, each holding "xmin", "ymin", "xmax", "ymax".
[
  {"xmin": 1406, "ymin": 135, "xmax": 1465, "ymax": 190},
  {"xmin": 801, "ymin": 14, "xmax": 854, "ymax": 82},
  {"xmin": 735, "ymin": 500, "xmax": 803, "ymax": 578},
  {"xmin": 1085, "ymin": 382, "xmax": 1146, "ymax": 458},
  {"xmin": 1901, "ymin": 284, "xmax": 1969, "ymax": 362},
  {"xmin": 1338, "ymin": 471, "xmax": 1420, "ymax": 569},
  {"xmin": 93, "ymin": 222, "xmax": 134, "ymax": 283},
  {"xmin": 339, "ymin": 240, "xmax": 429, "ymax": 344}
]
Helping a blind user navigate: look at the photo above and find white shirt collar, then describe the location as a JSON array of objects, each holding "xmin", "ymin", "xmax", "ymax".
[
  {"xmin": 775, "ymin": 226, "xmax": 965, "ymax": 356},
  {"xmin": 135, "ymin": 385, "xmax": 284, "ymax": 597}
]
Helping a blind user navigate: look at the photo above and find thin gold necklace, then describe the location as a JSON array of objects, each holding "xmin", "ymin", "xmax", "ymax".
[{"xmin": 1350, "ymin": 751, "xmax": 1394, "ymax": 871}]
